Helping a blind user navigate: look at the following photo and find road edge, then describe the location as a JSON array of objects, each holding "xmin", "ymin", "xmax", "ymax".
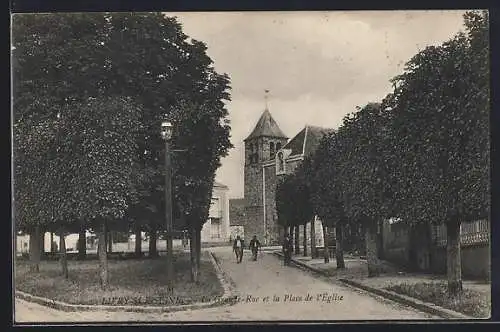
[
  {"xmin": 272, "ymin": 251, "xmax": 474, "ymax": 320},
  {"xmin": 15, "ymin": 251, "xmax": 238, "ymax": 314}
]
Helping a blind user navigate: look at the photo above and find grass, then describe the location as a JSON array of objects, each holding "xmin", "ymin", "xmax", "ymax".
[
  {"xmin": 15, "ymin": 252, "xmax": 224, "ymax": 306},
  {"xmin": 386, "ymin": 281, "xmax": 491, "ymax": 318},
  {"xmin": 201, "ymin": 242, "xmax": 232, "ymax": 248}
]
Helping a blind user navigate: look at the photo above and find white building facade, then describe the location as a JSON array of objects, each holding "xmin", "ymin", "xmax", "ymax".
[{"xmin": 200, "ymin": 182, "xmax": 231, "ymax": 243}]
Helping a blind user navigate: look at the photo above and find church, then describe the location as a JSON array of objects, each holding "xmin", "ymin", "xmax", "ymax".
[{"xmin": 229, "ymin": 103, "xmax": 333, "ymax": 246}]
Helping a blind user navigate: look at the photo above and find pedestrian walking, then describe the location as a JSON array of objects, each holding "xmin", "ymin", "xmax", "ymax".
[
  {"xmin": 282, "ymin": 233, "xmax": 292, "ymax": 266},
  {"xmin": 233, "ymin": 235, "xmax": 244, "ymax": 263},
  {"xmin": 249, "ymin": 235, "xmax": 261, "ymax": 261},
  {"xmin": 182, "ymin": 230, "xmax": 188, "ymax": 249}
]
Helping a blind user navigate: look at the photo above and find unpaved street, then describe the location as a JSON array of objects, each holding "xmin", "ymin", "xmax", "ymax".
[{"xmin": 15, "ymin": 248, "xmax": 437, "ymax": 322}]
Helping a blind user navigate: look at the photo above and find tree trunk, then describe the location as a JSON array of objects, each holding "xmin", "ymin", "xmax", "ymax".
[
  {"xmin": 39, "ymin": 228, "xmax": 45, "ymax": 260},
  {"xmin": 190, "ymin": 227, "xmax": 199, "ymax": 283},
  {"xmin": 446, "ymin": 221, "xmax": 463, "ymax": 296},
  {"xmin": 50, "ymin": 232, "xmax": 55, "ymax": 252},
  {"xmin": 134, "ymin": 226, "xmax": 142, "ymax": 257},
  {"xmin": 98, "ymin": 220, "xmax": 109, "ymax": 289},
  {"xmin": 303, "ymin": 223, "xmax": 308, "ymax": 256},
  {"xmin": 290, "ymin": 226, "xmax": 295, "ymax": 254},
  {"xmin": 322, "ymin": 223, "xmax": 330, "ymax": 263},
  {"xmin": 311, "ymin": 218, "xmax": 317, "ymax": 258},
  {"xmin": 107, "ymin": 230, "xmax": 113, "ymax": 253},
  {"xmin": 336, "ymin": 223, "xmax": 345, "ymax": 269},
  {"xmin": 59, "ymin": 232, "xmax": 68, "ymax": 279},
  {"xmin": 195, "ymin": 227, "xmax": 201, "ymax": 270},
  {"xmin": 365, "ymin": 221, "xmax": 380, "ymax": 277},
  {"xmin": 149, "ymin": 226, "xmax": 158, "ymax": 258},
  {"xmin": 377, "ymin": 220, "xmax": 385, "ymax": 260},
  {"xmin": 294, "ymin": 225, "xmax": 300, "ymax": 254},
  {"xmin": 29, "ymin": 225, "xmax": 41, "ymax": 272},
  {"xmin": 78, "ymin": 226, "xmax": 86, "ymax": 260}
]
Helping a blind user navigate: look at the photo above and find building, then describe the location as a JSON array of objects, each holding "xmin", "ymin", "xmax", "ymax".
[
  {"xmin": 274, "ymin": 125, "xmax": 335, "ymax": 248},
  {"xmin": 16, "ymin": 232, "xmax": 85, "ymax": 256},
  {"xmin": 239, "ymin": 108, "xmax": 288, "ymax": 244},
  {"xmin": 16, "ymin": 182, "xmax": 231, "ymax": 254},
  {"xmin": 200, "ymin": 181, "xmax": 231, "ymax": 243},
  {"xmin": 382, "ymin": 218, "xmax": 490, "ymax": 279},
  {"xmin": 229, "ymin": 105, "xmax": 333, "ymax": 246},
  {"xmin": 229, "ymin": 198, "xmax": 246, "ymax": 241}
]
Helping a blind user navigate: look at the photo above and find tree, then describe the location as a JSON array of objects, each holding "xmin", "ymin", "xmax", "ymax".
[
  {"xmin": 13, "ymin": 13, "xmax": 233, "ymax": 288},
  {"xmin": 104, "ymin": 13, "xmax": 232, "ymax": 280},
  {"xmin": 333, "ymin": 103, "xmax": 395, "ymax": 277},
  {"xmin": 57, "ymin": 97, "xmax": 143, "ymax": 288},
  {"xmin": 309, "ymin": 134, "xmax": 348, "ymax": 268},
  {"xmin": 275, "ymin": 166, "xmax": 314, "ymax": 256},
  {"xmin": 14, "ymin": 118, "xmax": 53, "ymax": 272},
  {"xmin": 276, "ymin": 174, "xmax": 294, "ymax": 236},
  {"xmin": 388, "ymin": 10, "xmax": 489, "ymax": 295},
  {"xmin": 13, "ymin": 13, "xmax": 115, "ymax": 274}
]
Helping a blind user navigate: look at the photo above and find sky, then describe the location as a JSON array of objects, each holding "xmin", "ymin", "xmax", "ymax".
[{"xmin": 171, "ymin": 10, "xmax": 468, "ymax": 198}]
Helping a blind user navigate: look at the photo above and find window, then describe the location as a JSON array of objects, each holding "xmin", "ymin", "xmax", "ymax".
[
  {"xmin": 270, "ymin": 142, "xmax": 275, "ymax": 159},
  {"xmin": 209, "ymin": 198, "xmax": 220, "ymax": 218},
  {"xmin": 277, "ymin": 152, "xmax": 284, "ymax": 172},
  {"xmin": 276, "ymin": 142, "xmax": 282, "ymax": 151},
  {"xmin": 248, "ymin": 142, "xmax": 260, "ymax": 164}
]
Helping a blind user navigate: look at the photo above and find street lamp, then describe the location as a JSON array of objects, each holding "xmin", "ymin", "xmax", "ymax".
[
  {"xmin": 161, "ymin": 120, "xmax": 174, "ymax": 293},
  {"xmin": 161, "ymin": 121, "xmax": 173, "ymax": 140}
]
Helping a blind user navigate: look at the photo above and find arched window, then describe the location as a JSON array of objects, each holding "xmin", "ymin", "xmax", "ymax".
[
  {"xmin": 278, "ymin": 152, "xmax": 284, "ymax": 172},
  {"xmin": 248, "ymin": 142, "xmax": 258, "ymax": 164},
  {"xmin": 270, "ymin": 142, "xmax": 275, "ymax": 159}
]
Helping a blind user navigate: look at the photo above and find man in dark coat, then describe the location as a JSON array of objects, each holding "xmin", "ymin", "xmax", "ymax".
[
  {"xmin": 233, "ymin": 235, "xmax": 244, "ymax": 263},
  {"xmin": 249, "ymin": 235, "xmax": 261, "ymax": 261},
  {"xmin": 283, "ymin": 234, "xmax": 292, "ymax": 266}
]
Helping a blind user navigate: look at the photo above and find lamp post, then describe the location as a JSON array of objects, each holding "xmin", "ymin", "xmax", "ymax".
[{"xmin": 161, "ymin": 120, "xmax": 174, "ymax": 293}]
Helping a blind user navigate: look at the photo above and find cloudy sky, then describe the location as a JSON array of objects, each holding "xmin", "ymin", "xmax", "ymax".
[{"xmin": 172, "ymin": 10, "xmax": 468, "ymax": 198}]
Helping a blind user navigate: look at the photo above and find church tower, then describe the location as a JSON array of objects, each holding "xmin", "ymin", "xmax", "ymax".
[{"xmin": 242, "ymin": 91, "xmax": 288, "ymax": 241}]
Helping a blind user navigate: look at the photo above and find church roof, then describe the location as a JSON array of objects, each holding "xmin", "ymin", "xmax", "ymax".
[
  {"xmin": 244, "ymin": 109, "xmax": 288, "ymax": 141},
  {"xmin": 281, "ymin": 125, "xmax": 334, "ymax": 157}
]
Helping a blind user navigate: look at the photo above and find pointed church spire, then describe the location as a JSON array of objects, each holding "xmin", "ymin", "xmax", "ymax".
[{"xmin": 244, "ymin": 96, "xmax": 288, "ymax": 142}]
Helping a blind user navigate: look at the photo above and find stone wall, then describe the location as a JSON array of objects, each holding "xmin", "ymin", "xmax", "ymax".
[
  {"xmin": 430, "ymin": 244, "xmax": 490, "ymax": 280},
  {"xmin": 242, "ymin": 205, "xmax": 264, "ymax": 242},
  {"xmin": 285, "ymin": 159, "xmax": 301, "ymax": 174},
  {"xmin": 382, "ymin": 219, "xmax": 491, "ymax": 279},
  {"xmin": 244, "ymin": 164, "xmax": 262, "ymax": 207},
  {"xmin": 229, "ymin": 199, "xmax": 246, "ymax": 226},
  {"xmin": 264, "ymin": 164, "xmax": 279, "ymax": 244}
]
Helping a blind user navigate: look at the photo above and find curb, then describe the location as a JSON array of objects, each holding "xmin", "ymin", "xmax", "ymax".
[
  {"xmin": 272, "ymin": 251, "xmax": 473, "ymax": 320},
  {"xmin": 272, "ymin": 251, "xmax": 328, "ymax": 275},
  {"xmin": 338, "ymin": 279, "xmax": 473, "ymax": 320},
  {"xmin": 16, "ymin": 251, "xmax": 238, "ymax": 314}
]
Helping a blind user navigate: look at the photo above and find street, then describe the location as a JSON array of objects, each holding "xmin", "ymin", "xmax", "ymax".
[{"xmin": 15, "ymin": 247, "xmax": 437, "ymax": 322}]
